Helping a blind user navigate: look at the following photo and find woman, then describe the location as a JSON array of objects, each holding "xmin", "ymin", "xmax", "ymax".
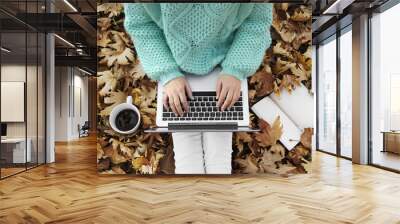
[{"xmin": 124, "ymin": 3, "xmax": 272, "ymax": 174}]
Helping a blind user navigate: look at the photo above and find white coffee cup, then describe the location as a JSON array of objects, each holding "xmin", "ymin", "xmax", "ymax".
[{"xmin": 109, "ymin": 96, "xmax": 141, "ymax": 134}]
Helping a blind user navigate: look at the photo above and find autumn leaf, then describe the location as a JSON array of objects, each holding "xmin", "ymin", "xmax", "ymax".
[
  {"xmin": 97, "ymin": 143, "xmax": 104, "ymax": 161},
  {"xmin": 234, "ymin": 132, "xmax": 253, "ymax": 153},
  {"xmin": 280, "ymin": 74, "xmax": 300, "ymax": 93},
  {"xmin": 111, "ymin": 166, "xmax": 126, "ymax": 174},
  {"xmin": 300, "ymin": 128, "xmax": 313, "ymax": 149},
  {"xmin": 132, "ymin": 157, "xmax": 150, "ymax": 171},
  {"xmin": 98, "ymin": 31, "xmax": 111, "ymax": 48},
  {"xmin": 261, "ymin": 144, "xmax": 285, "ymax": 166},
  {"xmin": 110, "ymin": 138, "xmax": 134, "ymax": 159},
  {"xmin": 100, "ymin": 91, "xmax": 127, "ymax": 116},
  {"xmin": 250, "ymin": 66, "xmax": 274, "ymax": 97},
  {"xmin": 255, "ymin": 117, "xmax": 283, "ymax": 147},
  {"xmin": 98, "ymin": 31, "xmax": 135, "ymax": 67},
  {"xmin": 97, "ymin": 3, "xmax": 123, "ymax": 18},
  {"xmin": 234, "ymin": 155, "xmax": 260, "ymax": 174},
  {"xmin": 290, "ymin": 5, "xmax": 312, "ymax": 22},
  {"xmin": 102, "ymin": 142, "xmax": 127, "ymax": 164},
  {"xmin": 97, "ymin": 17, "xmax": 112, "ymax": 32},
  {"xmin": 273, "ymin": 41, "xmax": 293, "ymax": 60},
  {"xmin": 288, "ymin": 145, "xmax": 311, "ymax": 167}
]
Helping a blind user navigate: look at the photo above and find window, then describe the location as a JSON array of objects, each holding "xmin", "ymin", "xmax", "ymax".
[
  {"xmin": 317, "ymin": 36, "xmax": 337, "ymax": 154},
  {"xmin": 339, "ymin": 28, "xmax": 352, "ymax": 158},
  {"xmin": 370, "ymin": 3, "xmax": 400, "ymax": 171}
]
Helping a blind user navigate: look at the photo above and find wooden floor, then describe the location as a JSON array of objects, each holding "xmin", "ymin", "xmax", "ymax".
[{"xmin": 1, "ymin": 136, "xmax": 400, "ymax": 224}]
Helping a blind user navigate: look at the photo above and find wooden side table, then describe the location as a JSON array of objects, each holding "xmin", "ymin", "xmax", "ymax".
[{"xmin": 381, "ymin": 131, "xmax": 400, "ymax": 154}]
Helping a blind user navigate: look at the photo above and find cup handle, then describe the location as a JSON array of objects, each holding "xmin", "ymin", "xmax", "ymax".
[{"xmin": 127, "ymin": 96, "xmax": 132, "ymax": 104}]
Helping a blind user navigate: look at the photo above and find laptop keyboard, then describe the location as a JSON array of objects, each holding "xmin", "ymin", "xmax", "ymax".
[{"xmin": 162, "ymin": 92, "xmax": 244, "ymax": 121}]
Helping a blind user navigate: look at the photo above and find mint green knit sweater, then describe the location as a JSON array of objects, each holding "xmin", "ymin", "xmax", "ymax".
[{"xmin": 124, "ymin": 3, "xmax": 272, "ymax": 85}]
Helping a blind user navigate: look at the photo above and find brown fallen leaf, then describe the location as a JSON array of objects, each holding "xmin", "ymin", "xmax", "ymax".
[
  {"xmin": 234, "ymin": 154, "xmax": 260, "ymax": 174},
  {"xmin": 255, "ymin": 117, "xmax": 283, "ymax": 147},
  {"xmin": 300, "ymin": 128, "xmax": 313, "ymax": 149},
  {"xmin": 100, "ymin": 91, "xmax": 127, "ymax": 116},
  {"xmin": 132, "ymin": 157, "xmax": 150, "ymax": 171},
  {"xmin": 261, "ymin": 144, "xmax": 285, "ymax": 166},
  {"xmin": 250, "ymin": 66, "xmax": 274, "ymax": 97},
  {"xmin": 234, "ymin": 132, "xmax": 253, "ymax": 153}
]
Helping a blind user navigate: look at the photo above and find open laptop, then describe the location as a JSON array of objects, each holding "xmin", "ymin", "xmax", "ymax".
[{"xmin": 145, "ymin": 67, "xmax": 258, "ymax": 132}]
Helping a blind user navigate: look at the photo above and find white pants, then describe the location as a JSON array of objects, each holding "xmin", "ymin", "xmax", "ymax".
[{"xmin": 172, "ymin": 132, "xmax": 232, "ymax": 174}]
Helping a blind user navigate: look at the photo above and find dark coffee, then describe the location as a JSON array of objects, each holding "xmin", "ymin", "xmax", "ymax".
[{"xmin": 115, "ymin": 109, "xmax": 139, "ymax": 132}]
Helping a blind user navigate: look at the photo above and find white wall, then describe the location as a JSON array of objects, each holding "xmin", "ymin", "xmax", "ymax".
[{"xmin": 54, "ymin": 67, "xmax": 89, "ymax": 141}]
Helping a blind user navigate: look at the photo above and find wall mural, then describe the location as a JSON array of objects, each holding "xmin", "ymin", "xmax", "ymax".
[{"xmin": 97, "ymin": 3, "xmax": 313, "ymax": 175}]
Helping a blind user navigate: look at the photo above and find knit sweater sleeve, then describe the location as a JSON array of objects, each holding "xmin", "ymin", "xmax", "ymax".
[
  {"xmin": 123, "ymin": 4, "xmax": 183, "ymax": 85},
  {"xmin": 221, "ymin": 4, "xmax": 273, "ymax": 80}
]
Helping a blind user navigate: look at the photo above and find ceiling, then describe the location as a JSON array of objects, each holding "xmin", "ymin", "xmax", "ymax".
[
  {"xmin": 312, "ymin": 0, "xmax": 390, "ymax": 44},
  {"xmin": 0, "ymin": 0, "xmax": 96, "ymax": 74}
]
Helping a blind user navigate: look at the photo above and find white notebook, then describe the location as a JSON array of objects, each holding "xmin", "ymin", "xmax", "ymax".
[
  {"xmin": 270, "ymin": 87, "xmax": 314, "ymax": 129},
  {"xmin": 252, "ymin": 97, "xmax": 302, "ymax": 150}
]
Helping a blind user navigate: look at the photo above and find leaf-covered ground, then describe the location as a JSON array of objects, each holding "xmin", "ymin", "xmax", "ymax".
[{"xmin": 97, "ymin": 3, "xmax": 313, "ymax": 175}]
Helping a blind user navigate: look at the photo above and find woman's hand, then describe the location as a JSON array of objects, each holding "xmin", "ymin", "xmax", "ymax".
[
  {"xmin": 163, "ymin": 77, "xmax": 193, "ymax": 117},
  {"xmin": 216, "ymin": 75, "xmax": 241, "ymax": 111}
]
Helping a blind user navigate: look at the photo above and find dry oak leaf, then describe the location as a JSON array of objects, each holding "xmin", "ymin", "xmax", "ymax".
[
  {"xmin": 110, "ymin": 138, "xmax": 134, "ymax": 159},
  {"xmin": 272, "ymin": 19, "xmax": 296, "ymax": 43},
  {"xmin": 97, "ymin": 3, "xmax": 123, "ymax": 18},
  {"xmin": 132, "ymin": 157, "xmax": 150, "ymax": 171},
  {"xmin": 148, "ymin": 149, "xmax": 165, "ymax": 174},
  {"xmin": 97, "ymin": 31, "xmax": 111, "ymax": 48},
  {"xmin": 97, "ymin": 143, "xmax": 104, "ymax": 161},
  {"xmin": 111, "ymin": 166, "xmax": 126, "ymax": 174},
  {"xmin": 275, "ymin": 3, "xmax": 289, "ymax": 12},
  {"xmin": 99, "ymin": 46, "xmax": 134, "ymax": 67},
  {"xmin": 255, "ymin": 117, "xmax": 283, "ymax": 147},
  {"xmin": 272, "ymin": 57, "xmax": 295, "ymax": 75},
  {"xmin": 290, "ymin": 61, "xmax": 309, "ymax": 82},
  {"xmin": 250, "ymin": 66, "xmax": 274, "ymax": 97},
  {"xmin": 290, "ymin": 5, "xmax": 312, "ymax": 22},
  {"xmin": 234, "ymin": 132, "xmax": 253, "ymax": 153},
  {"xmin": 300, "ymin": 128, "xmax": 313, "ymax": 149},
  {"xmin": 97, "ymin": 17, "xmax": 112, "ymax": 32},
  {"xmin": 261, "ymin": 144, "xmax": 285, "ymax": 166},
  {"xmin": 100, "ymin": 91, "xmax": 127, "ymax": 116},
  {"xmin": 288, "ymin": 145, "xmax": 311, "ymax": 169},
  {"xmin": 234, "ymin": 154, "xmax": 260, "ymax": 174},
  {"xmin": 97, "ymin": 70, "xmax": 119, "ymax": 96},
  {"xmin": 103, "ymin": 142, "xmax": 127, "ymax": 164},
  {"xmin": 129, "ymin": 63, "xmax": 146, "ymax": 81},
  {"xmin": 294, "ymin": 49, "xmax": 311, "ymax": 72},
  {"xmin": 273, "ymin": 41, "xmax": 294, "ymax": 60},
  {"xmin": 98, "ymin": 31, "xmax": 134, "ymax": 67},
  {"xmin": 280, "ymin": 74, "xmax": 300, "ymax": 93}
]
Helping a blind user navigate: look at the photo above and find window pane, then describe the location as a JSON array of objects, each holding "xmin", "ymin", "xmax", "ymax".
[
  {"xmin": 340, "ymin": 29, "xmax": 352, "ymax": 158},
  {"xmin": 371, "ymin": 4, "xmax": 400, "ymax": 171},
  {"xmin": 318, "ymin": 37, "xmax": 337, "ymax": 154}
]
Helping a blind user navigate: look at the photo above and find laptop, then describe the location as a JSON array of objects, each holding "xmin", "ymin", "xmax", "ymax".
[{"xmin": 145, "ymin": 67, "xmax": 258, "ymax": 132}]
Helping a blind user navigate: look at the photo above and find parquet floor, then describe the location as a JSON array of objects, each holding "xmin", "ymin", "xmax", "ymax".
[{"xmin": 1, "ymin": 136, "xmax": 400, "ymax": 224}]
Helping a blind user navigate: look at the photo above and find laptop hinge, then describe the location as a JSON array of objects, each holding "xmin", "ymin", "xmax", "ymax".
[{"xmin": 168, "ymin": 122, "xmax": 238, "ymax": 130}]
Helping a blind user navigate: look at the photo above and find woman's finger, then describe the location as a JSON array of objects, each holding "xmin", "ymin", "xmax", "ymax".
[
  {"xmin": 173, "ymin": 93, "xmax": 184, "ymax": 116},
  {"xmin": 216, "ymin": 79, "xmax": 222, "ymax": 100},
  {"xmin": 222, "ymin": 88, "xmax": 234, "ymax": 112},
  {"xmin": 168, "ymin": 94, "xmax": 178, "ymax": 115},
  {"xmin": 163, "ymin": 93, "xmax": 169, "ymax": 111},
  {"xmin": 185, "ymin": 81, "xmax": 193, "ymax": 100},
  {"xmin": 178, "ymin": 91, "xmax": 189, "ymax": 113},
  {"xmin": 229, "ymin": 88, "xmax": 241, "ymax": 109},
  {"xmin": 217, "ymin": 85, "xmax": 228, "ymax": 108}
]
